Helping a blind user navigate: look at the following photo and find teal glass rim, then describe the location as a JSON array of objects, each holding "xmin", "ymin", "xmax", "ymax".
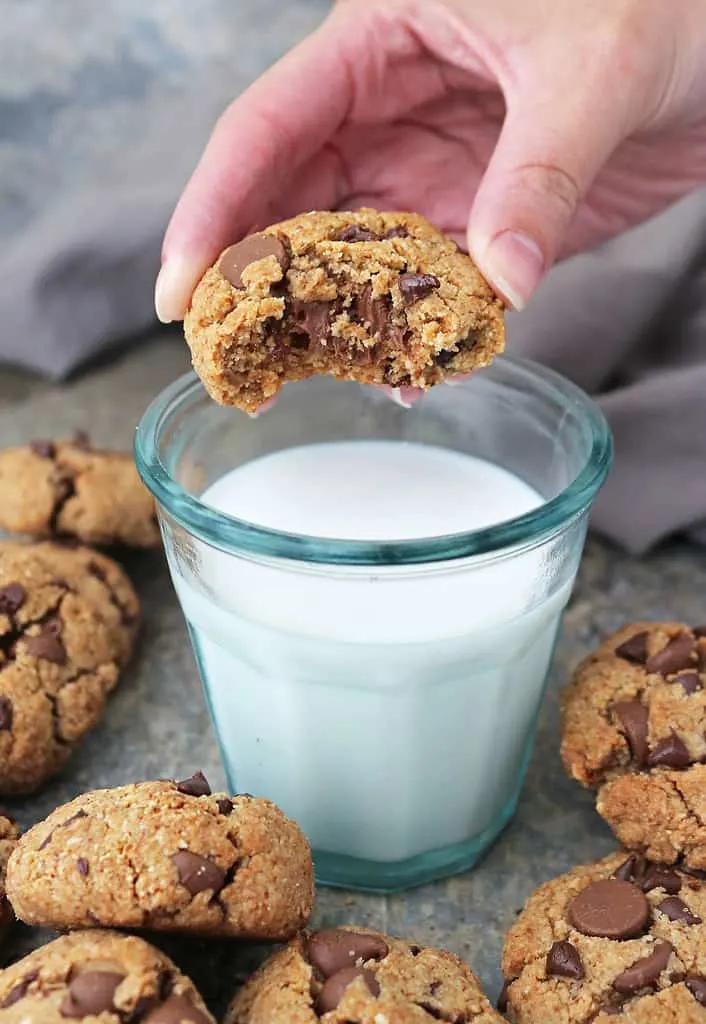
[{"xmin": 134, "ymin": 357, "xmax": 613, "ymax": 567}]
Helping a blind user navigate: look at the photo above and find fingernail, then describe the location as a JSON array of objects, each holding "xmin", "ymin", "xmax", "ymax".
[
  {"xmin": 154, "ymin": 254, "xmax": 203, "ymax": 324},
  {"xmin": 247, "ymin": 396, "xmax": 279, "ymax": 419},
  {"xmin": 387, "ymin": 386, "xmax": 425, "ymax": 409},
  {"xmin": 482, "ymin": 230, "xmax": 545, "ymax": 311}
]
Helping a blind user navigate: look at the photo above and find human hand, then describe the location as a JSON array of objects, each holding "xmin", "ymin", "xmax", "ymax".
[{"xmin": 156, "ymin": 0, "xmax": 706, "ymax": 324}]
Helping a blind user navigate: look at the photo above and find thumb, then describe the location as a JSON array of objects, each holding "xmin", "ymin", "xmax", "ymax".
[{"xmin": 467, "ymin": 86, "xmax": 626, "ymax": 310}]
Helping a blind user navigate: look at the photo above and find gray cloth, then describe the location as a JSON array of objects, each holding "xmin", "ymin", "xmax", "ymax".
[{"xmin": 1, "ymin": 0, "xmax": 704, "ymax": 552}]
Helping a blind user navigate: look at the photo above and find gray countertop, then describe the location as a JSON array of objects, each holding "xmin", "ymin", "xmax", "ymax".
[{"xmin": 2, "ymin": 333, "xmax": 705, "ymax": 1018}]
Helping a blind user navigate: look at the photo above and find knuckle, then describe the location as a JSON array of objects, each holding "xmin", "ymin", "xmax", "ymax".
[{"xmin": 512, "ymin": 162, "xmax": 581, "ymax": 217}]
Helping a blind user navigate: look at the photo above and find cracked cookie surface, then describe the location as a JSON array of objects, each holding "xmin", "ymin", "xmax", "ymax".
[
  {"xmin": 561, "ymin": 622, "xmax": 706, "ymax": 868},
  {"xmin": 502, "ymin": 850, "xmax": 706, "ymax": 1023},
  {"xmin": 185, "ymin": 209, "xmax": 505, "ymax": 413},
  {"xmin": 0, "ymin": 809, "xmax": 19, "ymax": 960},
  {"xmin": 225, "ymin": 925, "xmax": 502, "ymax": 1024},
  {"xmin": 0, "ymin": 437, "xmax": 160, "ymax": 548},
  {"xmin": 0, "ymin": 928, "xmax": 214, "ymax": 1022},
  {"xmin": 6, "ymin": 773, "xmax": 314, "ymax": 939},
  {"xmin": 0, "ymin": 541, "xmax": 139, "ymax": 795}
]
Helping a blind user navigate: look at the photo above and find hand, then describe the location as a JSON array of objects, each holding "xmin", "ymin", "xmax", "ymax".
[{"xmin": 156, "ymin": 0, "xmax": 706, "ymax": 323}]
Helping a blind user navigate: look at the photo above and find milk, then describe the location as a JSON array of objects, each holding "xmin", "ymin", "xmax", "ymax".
[{"xmin": 173, "ymin": 441, "xmax": 570, "ymax": 865}]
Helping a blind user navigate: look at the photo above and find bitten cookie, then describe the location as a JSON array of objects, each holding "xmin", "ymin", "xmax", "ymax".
[
  {"xmin": 0, "ymin": 436, "xmax": 160, "ymax": 548},
  {"xmin": 6, "ymin": 773, "xmax": 314, "ymax": 940},
  {"xmin": 0, "ymin": 929, "xmax": 214, "ymax": 1022},
  {"xmin": 561, "ymin": 622, "xmax": 706, "ymax": 869},
  {"xmin": 0, "ymin": 541, "xmax": 139, "ymax": 794},
  {"xmin": 502, "ymin": 850, "xmax": 706, "ymax": 1023},
  {"xmin": 225, "ymin": 926, "xmax": 502, "ymax": 1024},
  {"xmin": 0, "ymin": 809, "xmax": 19, "ymax": 958},
  {"xmin": 184, "ymin": 209, "xmax": 505, "ymax": 413}
]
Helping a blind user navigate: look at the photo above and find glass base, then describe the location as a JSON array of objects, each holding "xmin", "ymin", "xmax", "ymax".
[{"xmin": 312, "ymin": 793, "xmax": 519, "ymax": 893}]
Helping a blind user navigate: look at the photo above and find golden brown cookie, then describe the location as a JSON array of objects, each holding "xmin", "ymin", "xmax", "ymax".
[
  {"xmin": 561, "ymin": 622, "xmax": 706, "ymax": 868},
  {"xmin": 0, "ymin": 929, "xmax": 214, "ymax": 1022},
  {"xmin": 0, "ymin": 809, "xmax": 19, "ymax": 959},
  {"xmin": 184, "ymin": 209, "xmax": 505, "ymax": 413},
  {"xmin": 6, "ymin": 773, "xmax": 314, "ymax": 940},
  {"xmin": 0, "ymin": 436, "xmax": 160, "ymax": 548},
  {"xmin": 226, "ymin": 926, "xmax": 502, "ymax": 1024},
  {"xmin": 502, "ymin": 850, "xmax": 706, "ymax": 1023},
  {"xmin": 0, "ymin": 540, "xmax": 139, "ymax": 794}
]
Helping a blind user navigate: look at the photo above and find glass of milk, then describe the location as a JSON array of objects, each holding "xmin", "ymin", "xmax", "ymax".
[{"xmin": 135, "ymin": 357, "xmax": 611, "ymax": 892}]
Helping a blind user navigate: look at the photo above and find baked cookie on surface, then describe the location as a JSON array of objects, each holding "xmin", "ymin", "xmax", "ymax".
[
  {"xmin": 0, "ymin": 541, "xmax": 139, "ymax": 795},
  {"xmin": 0, "ymin": 929, "xmax": 214, "ymax": 1022},
  {"xmin": 502, "ymin": 850, "xmax": 706, "ymax": 1023},
  {"xmin": 0, "ymin": 436, "xmax": 160, "ymax": 548},
  {"xmin": 226, "ymin": 926, "xmax": 502, "ymax": 1024},
  {"xmin": 6, "ymin": 773, "xmax": 314, "ymax": 940},
  {"xmin": 561, "ymin": 622, "xmax": 706, "ymax": 869},
  {"xmin": 184, "ymin": 209, "xmax": 505, "ymax": 413},
  {"xmin": 0, "ymin": 809, "xmax": 19, "ymax": 958}
]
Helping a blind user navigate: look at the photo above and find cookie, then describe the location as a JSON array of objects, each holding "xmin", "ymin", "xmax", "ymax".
[
  {"xmin": 0, "ymin": 929, "xmax": 214, "ymax": 1022},
  {"xmin": 0, "ymin": 540, "xmax": 139, "ymax": 794},
  {"xmin": 225, "ymin": 925, "xmax": 503, "ymax": 1024},
  {"xmin": 0, "ymin": 809, "xmax": 19, "ymax": 958},
  {"xmin": 501, "ymin": 850, "xmax": 706, "ymax": 1023},
  {"xmin": 561, "ymin": 622, "xmax": 706, "ymax": 868},
  {"xmin": 6, "ymin": 773, "xmax": 314, "ymax": 939},
  {"xmin": 0, "ymin": 436, "xmax": 160, "ymax": 548},
  {"xmin": 184, "ymin": 209, "xmax": 505, "ymax": 413}
]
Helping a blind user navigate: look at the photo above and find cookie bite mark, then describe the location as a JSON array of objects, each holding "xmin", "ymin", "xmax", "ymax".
[{"xmin": 184, "ymin": 209, "xmax": 505, "ymax": 413}]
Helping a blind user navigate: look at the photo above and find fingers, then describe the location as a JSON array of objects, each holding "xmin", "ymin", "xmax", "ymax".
[
  {"xmin": 156, "ymin": 8, "xmax": 358, "ymax": 323},
  {"xmin": 467, "ymin": 80, "xmax": 630, "ymax": 310}
]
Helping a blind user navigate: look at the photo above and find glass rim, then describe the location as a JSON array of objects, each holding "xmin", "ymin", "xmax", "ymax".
[{"xmin": 134, "ymin": 356, "xmax": 613, "ymax": 566}]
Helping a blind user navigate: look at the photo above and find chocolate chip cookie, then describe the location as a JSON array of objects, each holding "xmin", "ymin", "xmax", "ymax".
[
  {"xmin": 0, "ymin": 541, "xmax": 139, "ymax": 794},
  {"xmin": 0, "ymin": 436, "xmax": 160, "ymax": 548},
  {"xmin": 0, "ymin": 929, "xmax": 214, "ymax": 1022},
  {"xmin": 0, "ymin": 809, "xmax": 19, "ymax": 959},
  {"xmin": 561, "ymin": 622, "xmax": 706, "ymax": 869},
  {"xmin": 225, "ymin": 926, "xmax": 503, "ymax": 1024},
  {"xmin": 502, "ymin": 850, "xmax": 706, "ymax": 1023},
  {"xmin": 6, "ymin": 773, "xmax": 314, "ymax": 939},
  {"xmin": 184, "ymin": 209, "xmax": 505, "ymax": 413}
]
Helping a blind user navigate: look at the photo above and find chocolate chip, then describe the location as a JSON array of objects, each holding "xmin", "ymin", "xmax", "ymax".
[
  {"xmin": 171, "ymin": 851, "xmax": 226, "ymax": 895},
  {"xmin": 546, "ymin": 941, "xmax": 585, "ymax": 980},
  {"xmin": 658, "ymin": 896, "xmax": 702, "ymax": 924},
  {"xmin": 646, "ymin": 634, "xmax": 696, "ymax": 676},
  {"xmin": 0, "ymin": 584, "xmax": 26, "ymax": 615},
  {"xmin": 141, "ymin": 993, "xmax": 212, "ymax": 1024},
  {"xmin": 613, "ymin": 700, "xmax": 649, "ymax": 765},
  {"xmin": 307, "ymin": 929, "xmax": 389, "ymax": 978},
  {"xmin": 30, "ymin": 440, "xmax": 55, "ymax": 459},
  {"xmin": 59, "ymin": 970, "xmax": 124, "ymax": 1018},
  {"xmin": 0, "ymin": 696, "xmax": 12, "ymax": 731},
  {"xmin": 24, "ymin": 617, "xmax": 67, "ymax": 665},
  {"xmin": 0, "ymin": 971, "xmax": 39, "ymax": 1008},
  {"xmin": 316, "ymin": 967, "xmax": 380, "ymax": 1015},
  {"xmin": 615, "ymin": 632, "xmax": 649, "ymax": 664},
  {"xmin": 671, "ymin": 672, "xmax": 702, "ymax": 695},
  {"xmin": 219, "ymin": 233, "xmax": 289, "ymax": 289},
  {"xmin": 216, "ymin": 798, "xmax": 233, "ymax": 816},
  {"xmin": 434, "ymin": 348, "xmax": 458, "ymax": 367},
  {"xmin": 640, "ymin": 864, "xmax": 681, "ymax": 894},
  {"xmin": 686, "ymin": 976, "xmax": 706, "ymax": 1006},
  {"xmin": 612, "ymin": 941, "xmax": 673, "ymax": 995},
  {"xmin": 382, "ymin": 226, "xmax": 409, "ymax": 239},
  {"xmin": 399, "ymin": 273, "xmax": 440, "ymax": 305},
  {"xmin": 567, "ymin": 880, "xmax": 650, "ymax": 939},
  {"xmin": 175, "ymin": 772, "xmax": 211, "ymax": 797},
  {"xmin": 613, "ymin": 854, "xmax": 645, "ymax": 884},
  {"xmin": 647, "ymin": 732, "xmax": 691, "ymax": 769},
  {"xmin": 337, "ymin": 226, "xmax": 379, "ymax": 242},
  {"xmin": 286, "ymin": 298, "xmax": 333, "ymax": 350},
  {"xmin": 77, "ymin": 857, "xmax": 89, "ymax": 877}
]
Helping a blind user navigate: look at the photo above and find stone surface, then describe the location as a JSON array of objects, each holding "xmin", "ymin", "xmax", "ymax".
[{"xmin": 0, "ymin": 335, "xmax": 705, "ymax": 1018}]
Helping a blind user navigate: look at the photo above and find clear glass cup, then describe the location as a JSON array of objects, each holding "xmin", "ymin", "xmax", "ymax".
[{"xmin": 135, "ymin": 356, "xmax": 612, "ymax": 893}]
